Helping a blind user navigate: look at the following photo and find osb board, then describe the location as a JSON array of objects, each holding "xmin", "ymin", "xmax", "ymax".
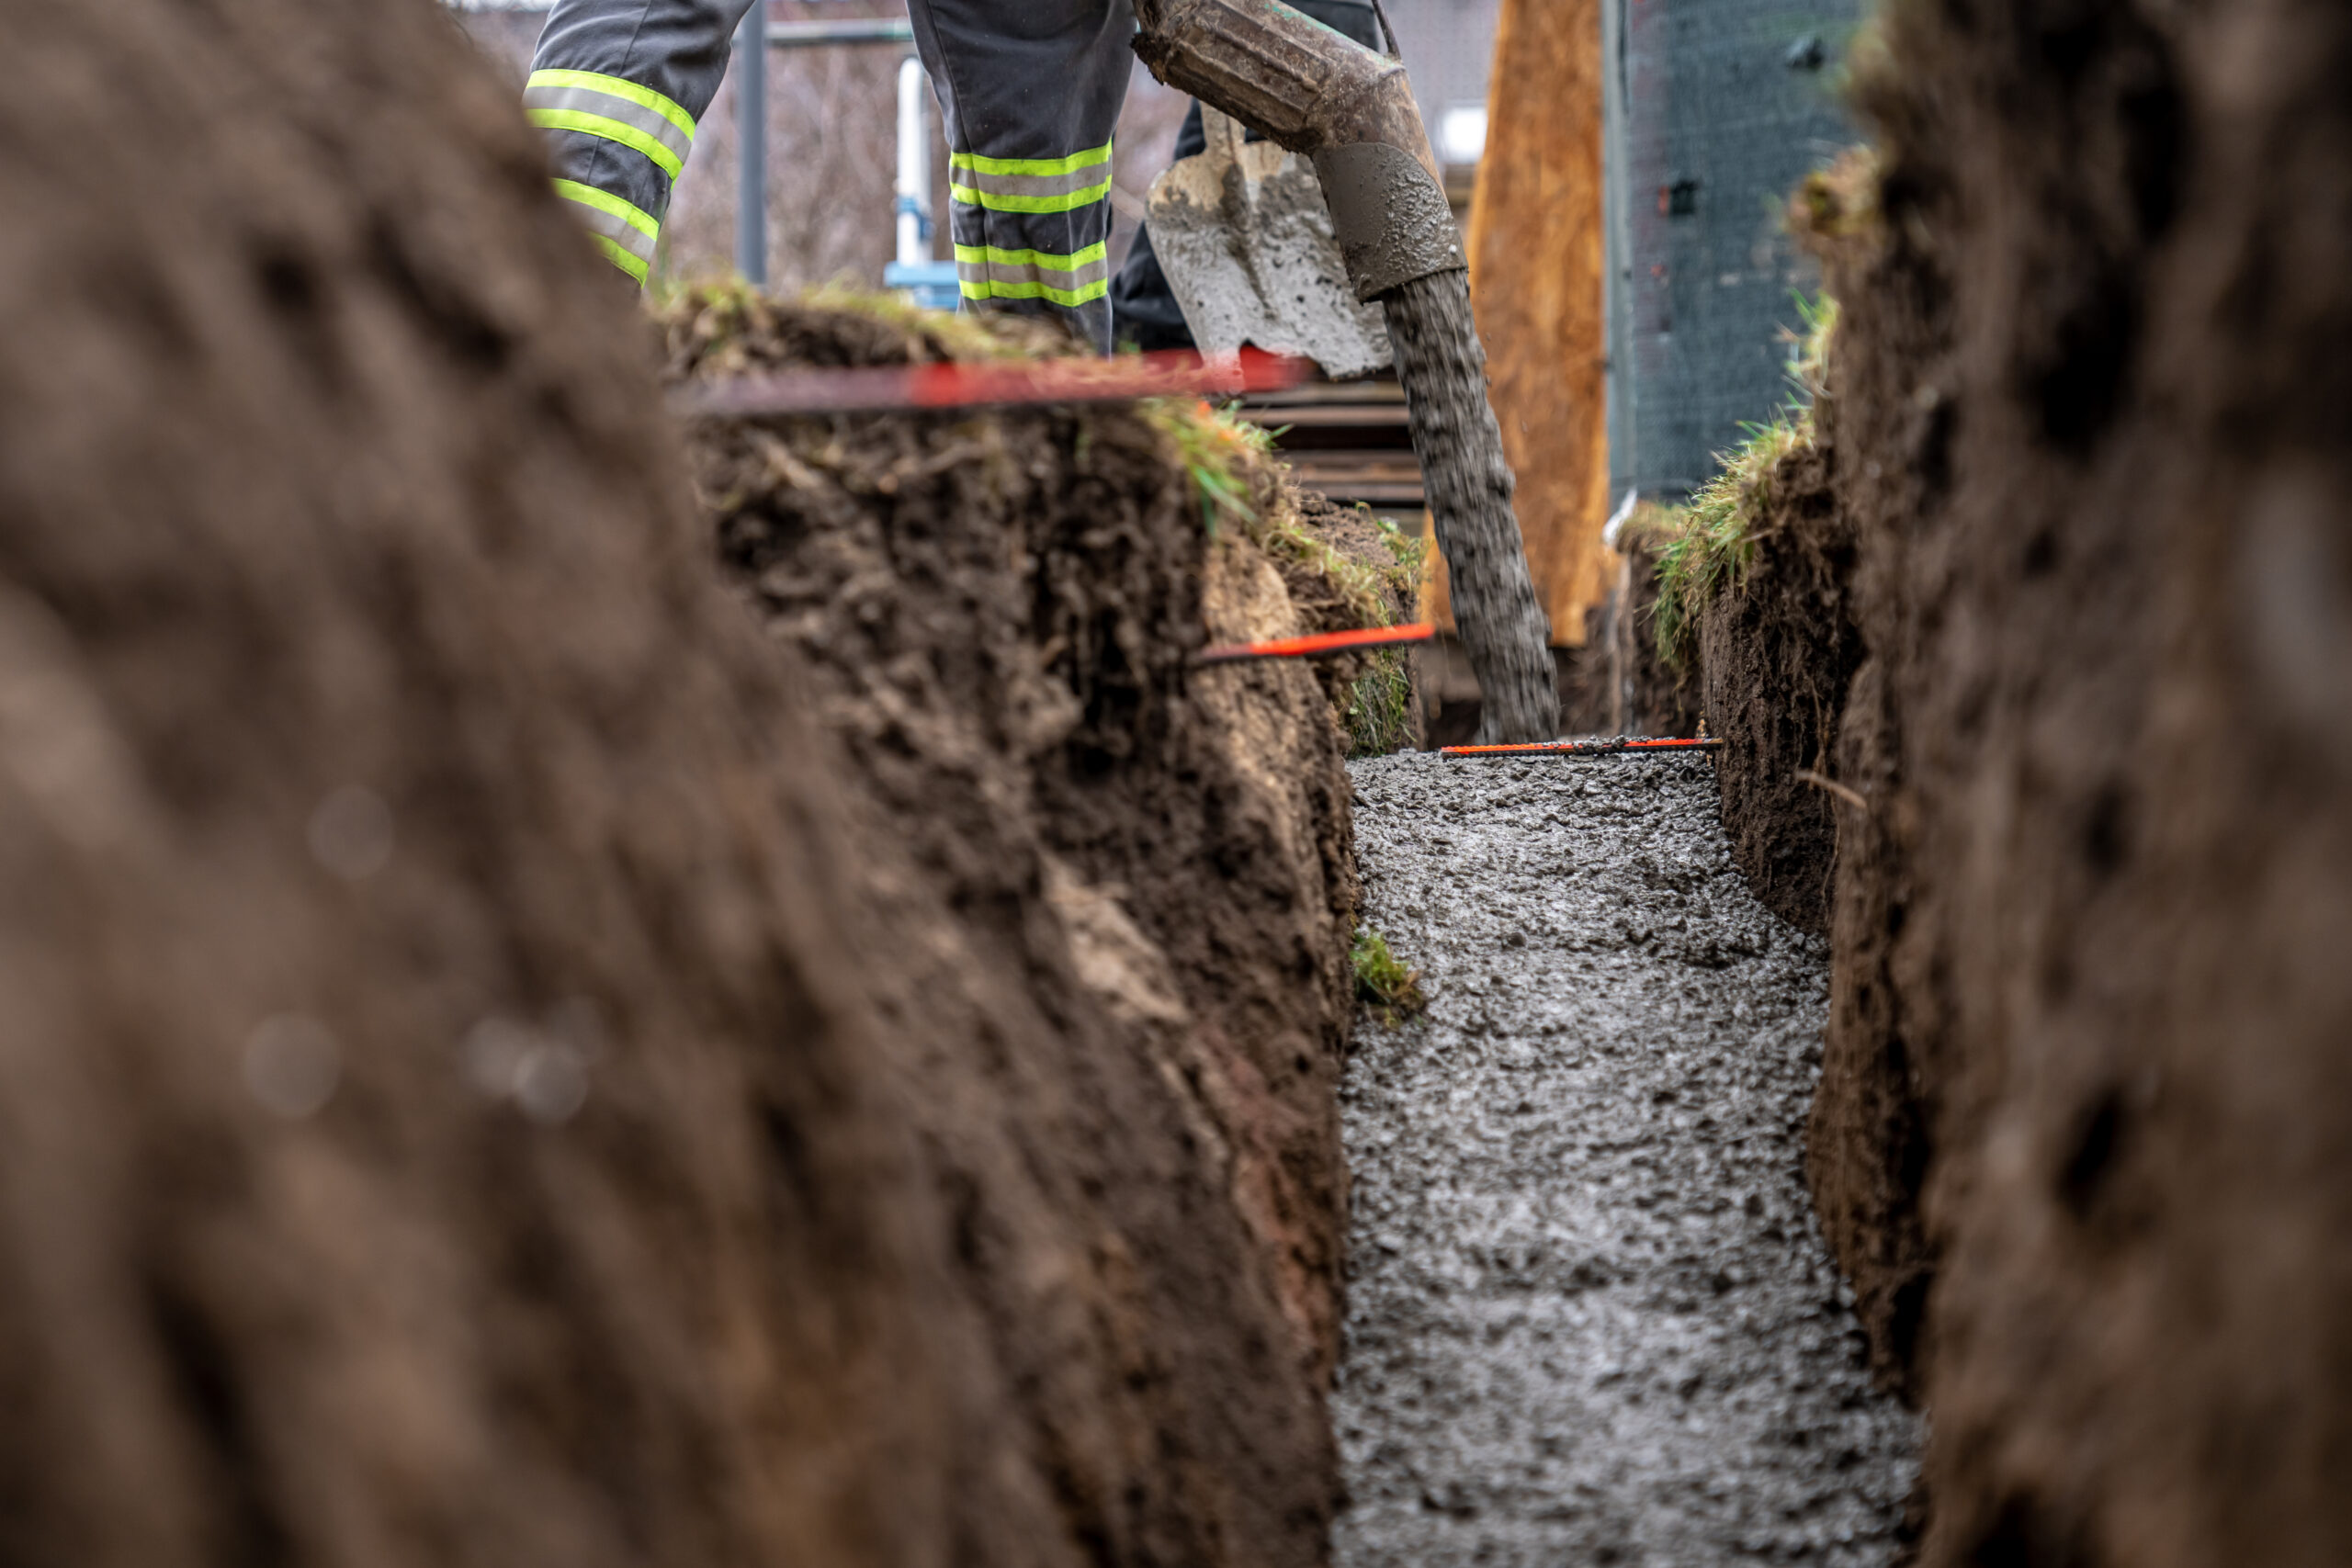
[{"xmin": 1425, "ymin": 0, "xmax": 1614, "ymax": 647}]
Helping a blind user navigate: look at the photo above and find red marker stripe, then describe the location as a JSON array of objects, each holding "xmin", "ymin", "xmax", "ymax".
[
  {"xmin": 677, "ymin": 344, "xmax": 1312, "ymax": 420},
  {"xmin": 1441, "ymin": 737, "xmax": 1725, "ymax": 758},
  {"xmin": 1195, "ymin": 622, "xmax": 1436, "ymax": 665}
]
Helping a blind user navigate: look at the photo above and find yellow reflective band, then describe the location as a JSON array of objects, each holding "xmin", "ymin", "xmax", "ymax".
[
  {"xmin": 947, "ymin": 140, "xmax": 1114, "ymax": 178},
  {"xmin": 952, "ymin": 241, "xmax": 1108, "ymax": 273},
  {"xmin": 594, "ymin": 234, "xmax": 650, "ymax": 285},
  {"xmin": 959, "ymin": 276, "xmax": 1111, "ymax": 308},
  {"xmin": 947, "ymin": 177, "xmax": 1114, "ymax": 215},
  {"xmin": 527, "ymin": 69, "xmax": 697, "ymax": 140},
  {"xmin": 528, "ymin": 108, "xmax": 686, "ymax": 180},
  {"xmin": 553, "ymin": 179, "xmax": 660, "ymax": 240}
]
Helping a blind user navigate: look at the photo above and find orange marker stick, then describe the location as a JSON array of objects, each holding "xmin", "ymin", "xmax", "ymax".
[
  {"xmin": 1441, "ymin": 737, "xmax": 1724, "ymax": 758},
  {"xmin": 677, "ymin": 344, "xmax": 1312, "ymax": 420},
  {"xmin": 1195, "ymin": 622, "xmax": 1437, "ymax": 666}
]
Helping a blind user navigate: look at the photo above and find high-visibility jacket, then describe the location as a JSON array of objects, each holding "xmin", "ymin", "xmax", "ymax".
[{"xmin": 526, "ymin": 0, "xmax": 1134, "ymax": 350}]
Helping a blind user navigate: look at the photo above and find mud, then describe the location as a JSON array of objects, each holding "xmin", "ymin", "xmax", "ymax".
[
  {"xmin": 0, "ymin": 4, "xmax": 965, "ymax": 1562},
  {"xmin": 0, "ymin": 5, "xmax": 1361, "ymax": 1564},
  {"xmin": 1381, "ymin": 269, "xmax": 1559, "ymax": 743},
  {"xmin": 1795, "ymin": 0, "xmax": 2352, "ymax": 1562},
  {"xmin": 1337, "ymin": 752, "xmax": 1918, "ymax": 1565}
]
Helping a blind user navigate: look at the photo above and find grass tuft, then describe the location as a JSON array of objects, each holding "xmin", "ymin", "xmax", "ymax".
[
  {"xmin": 1352, "ymin": 925, "xmax": 1428, "ymax": 1024},
  {"xmin": 1141, "ymin": 398, "xmax": 1281, "ymax": 535},
  {"xmin": 1341, "ymin": 649, "xmax": 1418, "ymax": 758},
  {"xmin": 1248, "ymin": 502, "xmax": 1420, "ymax": 755},
  {"xmin": 1645, "ymin": 293, "xmax": 1837, "ymax": 671}
]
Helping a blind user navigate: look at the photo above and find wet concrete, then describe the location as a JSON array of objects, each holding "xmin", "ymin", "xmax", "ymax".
[{"xmin": 1335, "ymin": 751, "xmax": 1918, "ymax": 1566}]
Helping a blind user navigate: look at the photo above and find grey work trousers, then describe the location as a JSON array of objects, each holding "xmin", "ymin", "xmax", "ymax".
[{"xmin": 527, "ymin": 0, "xmax": 1136, "ymax": 348}]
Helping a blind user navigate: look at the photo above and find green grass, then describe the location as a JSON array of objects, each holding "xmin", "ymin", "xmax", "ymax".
[
  {"xmin": 1248, "ymin": 503, "xmax": 1420, "ymax": 756},
  {"xmin": 1648, "ymin": 416, "xmax": 1811, "ymax": 670},
  {"xmin": 1139, "ymin": 397, "xmax": 1280, "ymax": 535},
  {"xmin": 1258, "ymin": 503, "xmax": 1419, "ymax": 632},
  {"xmin": 1352, "ymin": 925, "xmax": 1427, "ymax": 1024},
  {"xmin": 1341, "ymin": 649, "xmax": 1417, "ymax": 758},
  {"xmin": 1645, "ymin": 293, "xmax": 1837, "ymax": 671}
]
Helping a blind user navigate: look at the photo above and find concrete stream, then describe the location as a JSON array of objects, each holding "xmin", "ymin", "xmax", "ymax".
[{"xmin": 1335, "ymin": 751, "xmax": 1919, "ymax": 1566}]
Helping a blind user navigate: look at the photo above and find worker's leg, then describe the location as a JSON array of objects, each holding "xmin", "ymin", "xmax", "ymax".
[
  {"xmin": 526, "ymin": 0, "xmax": 759, "ymax": 286},
  {"xmin": 1109, "ymin": 0, "xmax": 1384, "ymax": 350},
  {"xmin": 908, "ymin": 0, "xmax": 1133, "ymax": 352}
]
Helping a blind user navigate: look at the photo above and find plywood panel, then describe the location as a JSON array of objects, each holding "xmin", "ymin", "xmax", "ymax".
[{"xmin": 1427, "ymin": 0, "xmax": 1613, "ymax": 646}]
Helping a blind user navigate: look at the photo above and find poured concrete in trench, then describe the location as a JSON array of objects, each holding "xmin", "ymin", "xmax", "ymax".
[{"xmin": 1335, "ymin": 752, "xmax": 1918, "ymax": 1566}]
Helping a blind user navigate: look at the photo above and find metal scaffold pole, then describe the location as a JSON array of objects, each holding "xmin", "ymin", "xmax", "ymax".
[
  {"xmin": 734, "ymin": 1, "xmax": 768, "ymax": 286},
  {"xmin": 895, "ymin": 56, "xmax": 931, "ymax": 273},
  {"xmin": 881, "ymin": 53, "xmax": 958, "ymax": 308}
]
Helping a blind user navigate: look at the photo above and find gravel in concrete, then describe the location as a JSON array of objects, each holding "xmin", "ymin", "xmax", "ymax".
[{"xmin": 1335, "ymin": 751, "xmax": 1919, "ymax": 1567}]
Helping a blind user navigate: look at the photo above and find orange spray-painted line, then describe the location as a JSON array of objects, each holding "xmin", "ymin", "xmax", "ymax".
[
  {"xmin": 1442, "ymin": 737, "xmax": 1725, "ymax": 758},
  {"xmin": 1194, "ymin": 622, "xmax": 1436, "ymax": 666},
  {"xmin": 675, "ymin": 344, "xmax": 1313, "ymax": 420}
]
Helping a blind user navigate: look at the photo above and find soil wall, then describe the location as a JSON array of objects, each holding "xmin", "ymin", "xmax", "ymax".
[
  {"xmin": 664, "ymin": 288, "xmax": 1363, "ymax": 1426},
  {"xmin": 0, "ymin": 5, "xmax": 1355, "ymax": 1567},
  {"xmin": 1790, "ymin": 1, "xmax": 2352, "ymax": 1563},
  {"xmin": 1694, "ymin": 435, "xmax": 1862, "ymax": 937}
]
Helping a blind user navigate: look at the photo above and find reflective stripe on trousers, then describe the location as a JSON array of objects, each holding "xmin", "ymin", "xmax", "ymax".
[
  {"xmin": 530, "ymin": 0, "xmax": 1135, "ymax": 339},
  {"xmin": 911, "ymin": 0, "xmax": 1133, "ymax": 350},
  {"xmin": 946, "ymin": 141, "xmax": 1114, "ymax": 213},
  {"xmin": 953, "ymin": 239, "xmax": 1111, "ymax": 308},
  {"xmin": 526, "ymin": 69, "xmax": 698, "ymax": 180},
  {"xmin": 552, "ymin": 178, "xmax": 662, "ymax": 283},
  {"xmin": 526, "ymin": 0, "xmax": 757, "ymax": 284}
]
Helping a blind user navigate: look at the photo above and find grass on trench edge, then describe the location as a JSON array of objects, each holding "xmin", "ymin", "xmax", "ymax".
[
  {"xmin": 1645, "ymin": 291, "xmax": 1838, "ymax": 672},
  {"xmin": 1140, "ymin": 397, "xmax": 1279, "ymax": 536},
  {"xmin": 1145, "ymin": 400, "xmax": 1421, "ymax": 756},
  {"xmin": 1248, "ymin": 502, "xmax": 1420, "ymax": 758},
  {"xmin": 1353, "ymin": 926, "xmax": 1427, "ymax": 1024}
]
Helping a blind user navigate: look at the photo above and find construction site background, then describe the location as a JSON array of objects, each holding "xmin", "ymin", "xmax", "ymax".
[{"xmin": 453, "ymin": 0, "xmax": 1506, "ymax": 296}]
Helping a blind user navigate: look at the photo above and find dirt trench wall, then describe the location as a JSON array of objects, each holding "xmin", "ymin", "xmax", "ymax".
[
  {"xmin": 0, "ymin": 5, "xmax": 1354, "ymax": 1567},
  {"xmin": 1796, "ymin": 1, "xmax": 2352, "ymax": 1563},
  {"xmin": 666, "ymin": 288, "xmax": 1362, "ymax": 1465},
  {"xmin": 1692, "ymin": 435, "xmax": 1862, "ymax": 938}
]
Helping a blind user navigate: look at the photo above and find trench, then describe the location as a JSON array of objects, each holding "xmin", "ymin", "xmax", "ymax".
[{"xmin": 1332, "ymin": 750, "xmax": 1919, "ymax": 1566}]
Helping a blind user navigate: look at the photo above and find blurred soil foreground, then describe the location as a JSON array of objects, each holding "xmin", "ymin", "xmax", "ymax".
[{"xmin": 0, "ymin": 1, "xmax": 1386, "ymax": 1563}]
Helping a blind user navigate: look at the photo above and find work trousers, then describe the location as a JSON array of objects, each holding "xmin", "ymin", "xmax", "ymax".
[{"xmin": 527, "ymin": 0, "xmax": 1136, "ymax": 349}]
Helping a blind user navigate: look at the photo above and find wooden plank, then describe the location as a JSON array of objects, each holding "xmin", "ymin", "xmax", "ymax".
[{"xmin": 1425, "ymin": 0, "xmax": 1612, "ymax": 648}]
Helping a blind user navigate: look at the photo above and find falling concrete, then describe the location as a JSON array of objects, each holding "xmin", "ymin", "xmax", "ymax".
[{"xmin": 1335, "ymin": 751, "xmax": 1918, "ymax": 1567}]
